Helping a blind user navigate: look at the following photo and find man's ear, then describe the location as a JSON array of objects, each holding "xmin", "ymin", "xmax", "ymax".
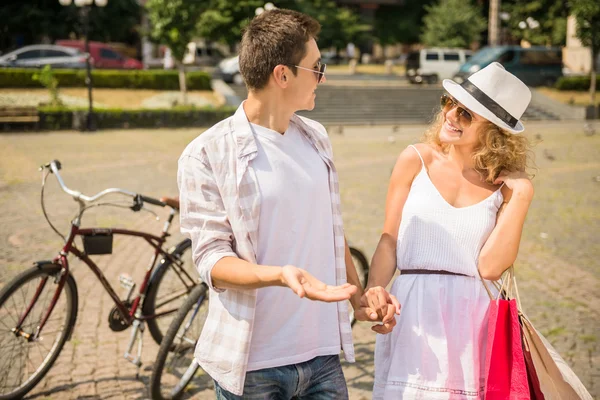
[{"xmin": 273, "ymin": 65, "xmax": 288, "ymax": 88}]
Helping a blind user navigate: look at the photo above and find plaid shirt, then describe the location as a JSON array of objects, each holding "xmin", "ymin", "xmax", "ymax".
[{"xmin": 177, "ymin": 104, "xmax": 355, "ymax": 395}]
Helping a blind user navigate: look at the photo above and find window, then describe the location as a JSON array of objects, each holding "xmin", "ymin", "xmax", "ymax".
[
  {"xmin": 407, "ymin": 52, "xmax": 419, "ymax": 62},
  {"xmin": 520, "ymin": 50, "xmax": 562, "ymax": 66},
  {"xmin": 43, "ymin": 50, "xmax": 70, "ymax": 58},
  {"xmin": 496, "ymin": 50, "xmax": 516, "ymax": 65},
  {"xmin": 16, "ymin": 50, "xmax": 43, "ymax": 60},
  {"xmin": 99, "ymin": 48, "xmax": 121, "ymax": 60},
  {"xmin": 426, "ymin": 52, "xmax": 439, "ymax": 61},
  {"xmin": 443, "ymin": 53, "xmax": 460, "ymax": 61}
]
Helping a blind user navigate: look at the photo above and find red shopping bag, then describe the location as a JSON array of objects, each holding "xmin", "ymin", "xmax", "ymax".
[{"xmin": 484, "ymin": 297, "xmax": 531, "ymax": 400}]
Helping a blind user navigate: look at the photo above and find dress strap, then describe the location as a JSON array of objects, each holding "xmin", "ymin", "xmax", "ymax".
[{"xmin": 408, "ymin": 144, "xmax": 425, "ymax": 168}]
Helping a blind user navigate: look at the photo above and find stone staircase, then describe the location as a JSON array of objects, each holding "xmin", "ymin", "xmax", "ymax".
[{"xmin": 228, "ymin": 83, "xmax": 563, "ymax": 125}]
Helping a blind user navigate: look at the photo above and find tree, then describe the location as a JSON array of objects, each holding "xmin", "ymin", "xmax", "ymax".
[
  {"xmin": 501, "ymin": 0, "xmax": 569, "ymax": 46},
  {"xmin": 421, "ymin": 0, "xmax": 487, "ymax": 48},
  {"xmin": 196, "ymin": 0, "xmax": 271, "ymax": 51},
  {"xmin": 571, "ymin": 0, "xmax": 600, "ymax": 118},
  {"xmin": 374, "ymin": 0, "xmax": 437, "ymax": 46},
  {"xmin": 0, "ymin": 0, "xmax": 141, "ymax": 52},
  {"xmin": 145, "ymin": 0, "xmax": 205, "ymax": 104},
  {"xmin": 195, "ymin": 0, "xmax": 368, "ymax": 53},
  {"xmin": 291, "ymin": 0, "xmax": 371, "ymax": 51}
]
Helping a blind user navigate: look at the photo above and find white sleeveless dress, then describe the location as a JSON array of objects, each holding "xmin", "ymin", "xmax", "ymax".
[{"xmin": 373, "ymin": 145, "xmax": 502, "ymax": 400}]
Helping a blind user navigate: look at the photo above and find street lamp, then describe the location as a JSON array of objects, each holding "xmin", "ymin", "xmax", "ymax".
[
  {"xmin": 59, "ymin": 0, "xmax": 107, "ymax": 131},
  {"xmin": 255, "ymin": 2, "xmax": 276, "ymax": 16}
]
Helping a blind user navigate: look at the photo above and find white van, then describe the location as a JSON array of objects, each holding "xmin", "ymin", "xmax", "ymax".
[
  {"xmin": 406, "ymin": 48, "xmax": 472, "ymax": 84},
  {"xmin": 182, "ymin": 42, "xmax": 226, "ymax": 66}
]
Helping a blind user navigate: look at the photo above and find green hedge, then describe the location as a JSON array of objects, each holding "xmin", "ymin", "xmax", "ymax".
[
  {"xmin": 555, "ymin": 75, "xmax": 600, "ymax": 91},
  {"xmin": 37, "ymin": 106, "xmax": 235, "ymax": 131},
  {"xmin": 0, "ymin": 68, "xmax": 212, "ymax": 90}
]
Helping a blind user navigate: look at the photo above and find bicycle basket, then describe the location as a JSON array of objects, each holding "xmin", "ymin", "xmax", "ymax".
[{"xmin": 82, "ymin": 231, "xmax": 113, "ymax": 255}]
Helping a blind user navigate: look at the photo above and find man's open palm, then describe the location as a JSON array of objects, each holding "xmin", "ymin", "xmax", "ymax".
[{"xmin": 281, "ymin": 265, "xmax": 357, "ymax": 302}]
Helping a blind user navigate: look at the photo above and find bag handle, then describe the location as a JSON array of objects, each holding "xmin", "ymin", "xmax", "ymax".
[{"xmin": 479, "ymin": 265, "xmax": 522, "ymax": 310}]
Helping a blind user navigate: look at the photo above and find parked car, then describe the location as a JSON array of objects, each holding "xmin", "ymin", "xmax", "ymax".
[
  {"xmin": 55, "ymin": 40, "xmax": 143, "ymax": 69},
  {"xmin": 453, "ymin": 46, "xmax": 563, "ymax": 87},
  {"xmin": 406, "ymin": 48, "xmax": 472, "ymax": 84},
  {"xmin": 0, "ymin": 44, "xmax": 87, "ymax": 69},
  {"xmin": 183, "ymin": 42, "xmax": 225, "ymax": 67},
  {"xmin": 321, "ymin": 50, "xmax": 344, "ymax": 65},
  {"xmin": 216, "ymin": 55, "xmax": 243, "ymax": 85}
]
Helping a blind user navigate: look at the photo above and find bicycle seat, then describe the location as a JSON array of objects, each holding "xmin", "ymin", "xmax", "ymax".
[{"xmin": 160, "ymin": 196, "xmax": 180, "ymax": 210}]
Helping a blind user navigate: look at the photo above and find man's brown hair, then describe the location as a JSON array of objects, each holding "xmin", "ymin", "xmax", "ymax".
[{"xmin": 239, "ymin": 9, "xmax": 321, "ymax": 90}]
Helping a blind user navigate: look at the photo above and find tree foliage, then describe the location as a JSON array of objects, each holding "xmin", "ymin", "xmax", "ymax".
[
  {"xmin": 145, "ymin": 0, "xmax": 206, "ymax": 103},
  {"xmin": 571, "ymin": 0, "xmax": 600, "ymax": 53},
  {"xmin": 195, "ymin": 0, "xmax": 369, "ymax": 51},
  {"xmin": 291, "ymin": 0, "xmax": 371, "ymax": 50},
  {"xmin": 421, "ymin": 0, "xmax": 487, "ymax": 48},
  {"xmin": 0, "ymin": 0, "xmax": 141, "ymax": 51},
  {"xmin": 145, "ymin": 0, "xmax": 205, "ymax": 62},
  {"xmin": 501, "ymin": 0, "xmax": 568, "ymax": 46},
  {"xmin": 570, "ymin": 0, "xmax": 600, "ymax": 111},
  {"xmin": 374, "ymin": 0, "xmax": 436, "ymax": 46}
]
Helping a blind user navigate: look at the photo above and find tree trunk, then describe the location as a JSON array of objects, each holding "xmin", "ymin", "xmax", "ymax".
[
  {"xmin": 591, "ymin": 47, "xmax": 597, "ymax": 119},
  {"xmin": 178, "ymin": 63, "xmax": 188, "ymax": 105}
]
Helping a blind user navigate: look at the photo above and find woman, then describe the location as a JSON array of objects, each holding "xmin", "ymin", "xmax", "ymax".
[{"xmin": 364, "ymin": 62, "xmax": 534, "ymax": 399}]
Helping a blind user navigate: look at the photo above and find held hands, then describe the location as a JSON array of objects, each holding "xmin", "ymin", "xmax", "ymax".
[
  {"xmin": 280, "ymin": 265, "xmax": 357, "ymax": 302},
  {"xmin": 354, "ymin": 286, "xmax": 401, "ymax": 334}
]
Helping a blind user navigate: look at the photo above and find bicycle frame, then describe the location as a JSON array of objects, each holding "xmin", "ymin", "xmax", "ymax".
[{"xmin": 16, "ymin": 207, "xmax": 191, "ymax": 343}]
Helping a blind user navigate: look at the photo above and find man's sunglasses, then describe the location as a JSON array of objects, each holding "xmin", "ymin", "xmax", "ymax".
[
  {"xmin": 440, "ymin": 93, "xmax": 474, "ymax": 127},
  {"xmin": 293, "ymin": 63, "xmax": 327, "ymax": 83}
]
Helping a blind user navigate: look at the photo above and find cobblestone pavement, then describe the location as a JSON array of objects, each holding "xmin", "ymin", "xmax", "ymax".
[{"xmin": 0, "ymin": 121, "xmax": 598, "ymax": 399}]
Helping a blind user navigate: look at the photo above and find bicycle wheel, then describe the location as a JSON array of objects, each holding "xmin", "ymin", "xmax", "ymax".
[
  {"xmin": 0, "ymin": 263, "xmax": 78, "ymax": 400},
  {"xmin": 150, "ymin": 283, "xmax": 209, "ymax": 400},
  {"xmin": 349, "ymin": 246, "xmax": 369, "ymax": 327},
  {"xmin": 145, "ymin": 238, "xmax": 200, "ymax": 345}
]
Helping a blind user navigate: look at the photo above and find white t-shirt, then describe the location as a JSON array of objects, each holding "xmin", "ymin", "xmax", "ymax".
[{"xmin": 246, "ymin": 122, "xmax": 341, "ymax": 371}]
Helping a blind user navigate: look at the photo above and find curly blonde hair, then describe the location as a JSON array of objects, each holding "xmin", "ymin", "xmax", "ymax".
[{"xmin": 422, "ymin": 111, "xmax": 534, "ymax": 184}]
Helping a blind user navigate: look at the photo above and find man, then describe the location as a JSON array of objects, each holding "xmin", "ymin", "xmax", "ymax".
[{"xmin": 178, "ymin": 9, "xmax": 398, "ymax": 399}]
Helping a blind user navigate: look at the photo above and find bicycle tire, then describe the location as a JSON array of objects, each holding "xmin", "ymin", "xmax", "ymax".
[
  {"xmin": 150, "ymin": 283, "xmax": 209, "ymax": 400},
  {"xmin": 144, "ymin": 238, "xmax": 199, "ymax": 345},
  {"xmin": 349, "ymin": 246, "xmax": 370, "ymax": 327},
  {"xmin": 0, "ymin": 263, "xmax": 78, "ymax": 400}
]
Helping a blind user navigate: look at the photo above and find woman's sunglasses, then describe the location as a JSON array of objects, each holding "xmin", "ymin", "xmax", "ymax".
[
  {"xmin": 293, "ymin": 63, "xmax": 327, "ymax": 83},
  {"xmin": 440, "ymin": 93, "xmax": 473, "ymax": 127}
]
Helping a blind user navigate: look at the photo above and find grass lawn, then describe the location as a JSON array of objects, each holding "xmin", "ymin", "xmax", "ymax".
[
  {"xmin": 327, "ymin": 63, "xmax": 406, "ymax": 76},
  {"xmin": 0, "ymin": 88, "xmax": 223, "ymax": 109},
  {"xmin": 537, "ymin": 87, "xmax": 599, "ymax": 106}
]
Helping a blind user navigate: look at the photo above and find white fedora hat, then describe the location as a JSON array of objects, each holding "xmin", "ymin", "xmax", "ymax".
[{"xmin": 442, "ymin": 62, "xmax": 531, "ymax": 134}]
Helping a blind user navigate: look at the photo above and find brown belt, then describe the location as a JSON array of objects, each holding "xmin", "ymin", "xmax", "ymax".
[{"xmin": 401, "ymin": 269, "xmax": 468, "ymax": 277}]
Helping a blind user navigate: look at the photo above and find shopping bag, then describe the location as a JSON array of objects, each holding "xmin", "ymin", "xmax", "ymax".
[
  {"xmin": 482, "ymin": 267, "xmax": 593, "ymax": 400},
  {"xmin": 520, "ymin": 313, "xmax": 593, "ymax": 400},
  {"xmin": 483, "ymin": 294, "xmax": 531, "ymax": 400}
]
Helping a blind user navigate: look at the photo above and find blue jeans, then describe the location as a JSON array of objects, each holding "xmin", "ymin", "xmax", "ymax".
[{"xmin": 214, "ymin": 355, "xmax": 349, "ymax": 399}]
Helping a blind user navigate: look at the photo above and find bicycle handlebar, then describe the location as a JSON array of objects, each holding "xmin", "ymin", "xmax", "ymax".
[{"xmin": 44, "ymin": 160, "xmax": 167, "ymax": 209}]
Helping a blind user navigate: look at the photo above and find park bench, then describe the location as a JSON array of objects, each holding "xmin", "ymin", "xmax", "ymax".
[{"xmin": 0, "ymin": 107, "xmax": 40, "ymax": 123}]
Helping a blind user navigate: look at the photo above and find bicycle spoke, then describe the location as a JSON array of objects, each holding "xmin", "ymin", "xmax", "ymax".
[
  {"xmin": 170, "ymin": 261, "xmax": 196, "ymax": 288},
  {"xmin": 0, "ymin": 269, "xmax": 73, "ymax": 398},
  {"xmin": 0, "ymin": 345, "xmax": 14, "ymax": 385},
  {"xmin": 0, "ymin": 318, "xmax": 16, "ymax": 331},
  {"xmin": 154, "ymin": 288, "xmax": 189, "ymax": 309},
  {"xmin": 8, "ymin": 296, "xmax": 22, "ymax": 326}
]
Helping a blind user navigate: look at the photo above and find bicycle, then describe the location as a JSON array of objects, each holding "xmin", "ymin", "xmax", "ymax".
[
  {"xmin": 0, "ymin": 160, "xmax": 200, "ymax": 400},
  {"xmin": 149, "ymin": 246, "xmax": 369, "ymax": 400}
]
